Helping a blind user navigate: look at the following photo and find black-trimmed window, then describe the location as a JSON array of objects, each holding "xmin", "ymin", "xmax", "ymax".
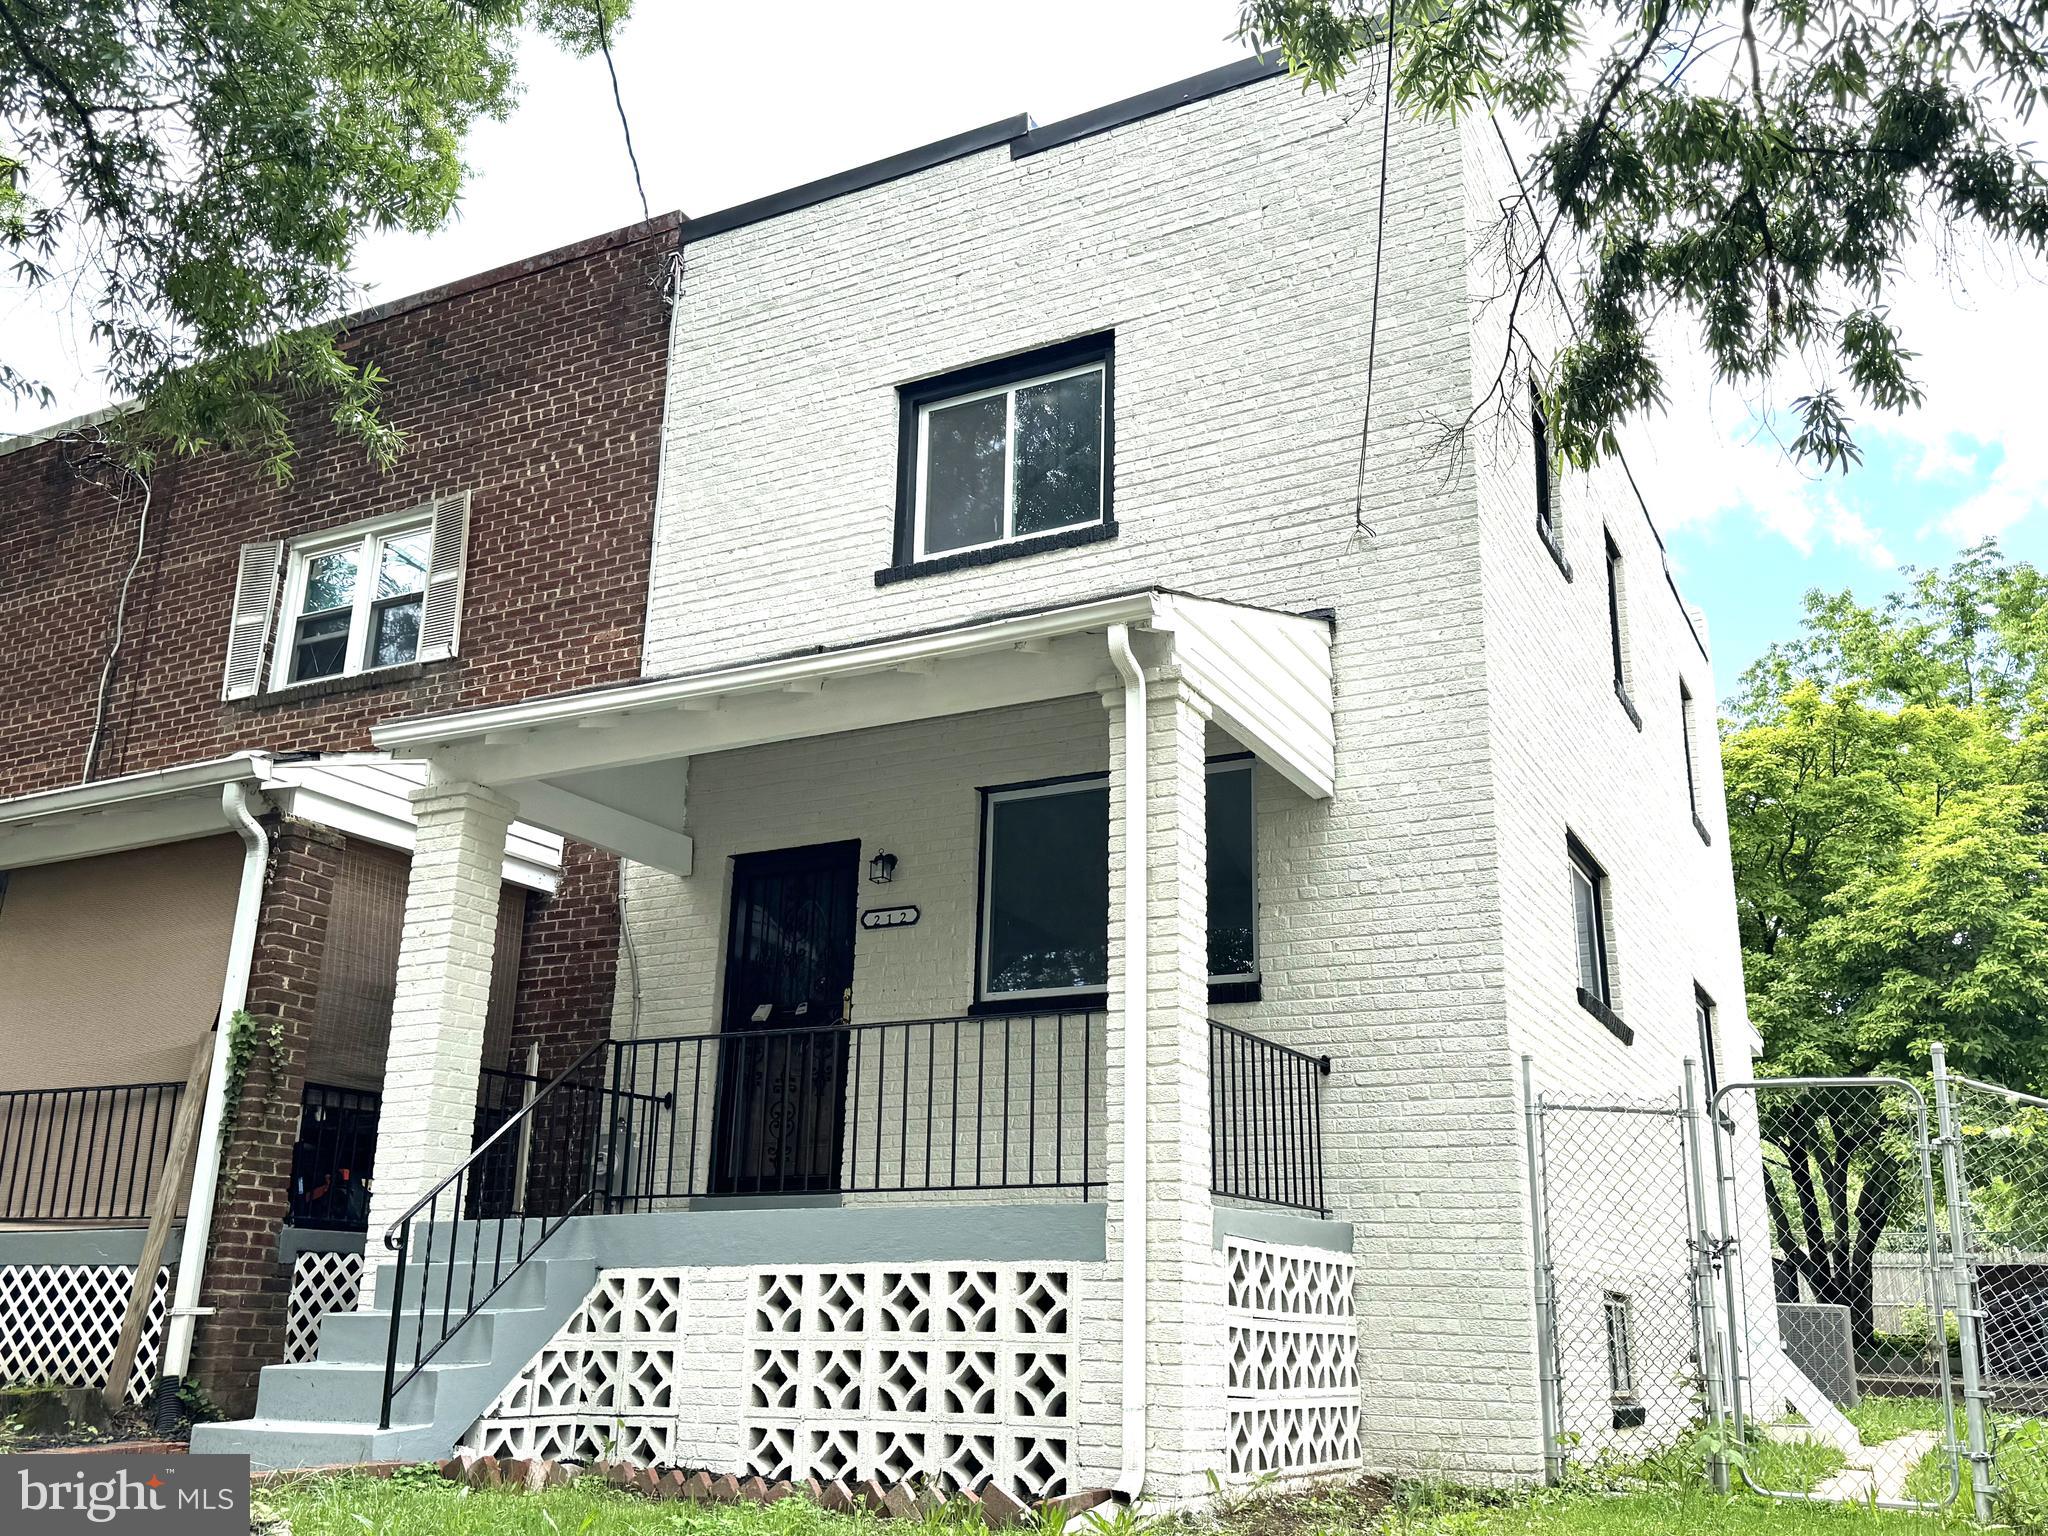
[
  {"xmin": 895, "ymin": 335, "xmax": 1113, "ymax": 572},
  {"xmin": 1695, "ymin": 984, "xmax": 1720, "ymax": 1100},
  {"xmin": 976, "ymin": 759, "xmax": 1257, "ymax": 1007},
  {"xmin": 1605, "ymin": 531, "xmax": 1639, "ymax": 726},
  {"xmin": 1569, "ymin": 836, "xmax": 1612, "ymax": 1007},
  {"xmin": 1532, "ymin": 387, "xmax": 1554, "ymax": 542},
  {"xmin": 1681, "ymin": 681, "xmax": 1710, "ymax": 842}
]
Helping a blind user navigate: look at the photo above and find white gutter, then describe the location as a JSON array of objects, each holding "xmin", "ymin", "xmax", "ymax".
[
  {"xmin": 1106, "ymin": 622, "xmax": 1148, "ymax": 1499},
  {"xmin": 160, "ymin": 782, "xmax": 269, "ymax": 1394}
]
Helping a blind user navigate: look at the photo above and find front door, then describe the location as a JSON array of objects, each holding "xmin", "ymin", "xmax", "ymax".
[{"xmin": 711, "ymin": 840, "xmax": 860, "ymax": 1194}]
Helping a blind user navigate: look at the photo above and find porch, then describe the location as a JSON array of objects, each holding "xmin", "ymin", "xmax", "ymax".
[{"xmin": 197, "ymin": 589, "xmax": 1352, "ymax": 1496}]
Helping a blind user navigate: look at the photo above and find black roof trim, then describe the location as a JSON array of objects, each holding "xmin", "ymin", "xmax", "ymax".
[
  {"xmin": 674, "ymin": 51, "xmax": 1290, "ymax": 248},
  {"xmin": 680, "ymin": 115, "xmax": 1030, "ymax": 245},
  {"xmin": 1011, "ymin": 51, "xmax": 1288, "ymax": 159}
]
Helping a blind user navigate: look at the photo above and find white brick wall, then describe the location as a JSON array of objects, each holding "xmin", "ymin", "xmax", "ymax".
[{"xmin": 608, "ymin": 67, "xmax": 1750, "ymax": 1488}]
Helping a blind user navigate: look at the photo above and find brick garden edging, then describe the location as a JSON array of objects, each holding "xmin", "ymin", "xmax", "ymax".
[{"xmin": 431, "ymin": 1451, "xmax": 1114, "ymax": 1528}]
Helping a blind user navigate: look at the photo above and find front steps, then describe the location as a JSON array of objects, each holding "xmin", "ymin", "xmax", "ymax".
[{"xmin": 192, "ymin": 1226, "xmax": 595, "ymax": 1470}]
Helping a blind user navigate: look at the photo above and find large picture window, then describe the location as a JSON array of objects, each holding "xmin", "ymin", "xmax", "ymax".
[
  {"xmin": 977, "ymin": 760, "xmax": 1258, "ymax": 1005},
  {"xmin": 896, "ymin": 335, "xmax": 1112, "ymax": 572}
]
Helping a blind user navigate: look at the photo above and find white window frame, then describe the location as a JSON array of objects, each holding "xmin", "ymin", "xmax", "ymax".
[
  {"xmin": 269, "ymin": 508, "xmax": 434, "ymax": 691},
  {"xmin": 978, "ymin": 777, "xmax": 1110, "ymax": 1004},
  {"xmin": 1207, "ymin": 758, "xmax": 1259, "ymax": 986},
  {"xmin": 1604, "ymin": 1291, "xmax": 1638, "ymax": 1400},
  {"xmin": 913, "ymin": 360, "xmax": 1107, "ymax": 563}
]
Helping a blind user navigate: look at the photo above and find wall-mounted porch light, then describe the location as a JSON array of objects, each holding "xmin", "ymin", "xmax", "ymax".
[{"xmin": 868, "ymin": 849, "xmax": 899, "ymax": 885}]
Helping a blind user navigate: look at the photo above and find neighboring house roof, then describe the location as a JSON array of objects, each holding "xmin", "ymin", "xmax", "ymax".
[
  {"xmin": 0, "ymin": 751, "xmax": 563, "ymax": 890},
  {"xmin": 371, "ymin": 587, "xmax": 1335, "ymax": 874}
]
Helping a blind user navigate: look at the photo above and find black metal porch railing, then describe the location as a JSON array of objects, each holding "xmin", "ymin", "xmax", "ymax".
[
  {"xmin": 379, "ymin": 1037, "xmax": 611, "ymax": 1428},
  {"xmin": 1210, "ymin": 1019, "xmax": 1332, "ymax": 1217},
  {"xmin": 0, "ymin": 1081, "xmax": 184, "ymax": 1223},
  {"xmin": 604, "ymin": 1012, "xmax": 1104, "ymax": 1206}
]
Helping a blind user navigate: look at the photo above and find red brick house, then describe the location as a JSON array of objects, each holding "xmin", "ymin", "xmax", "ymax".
[{"xmin": 0, "ymin": 213, "xmax": 678, "ymax": 1416}]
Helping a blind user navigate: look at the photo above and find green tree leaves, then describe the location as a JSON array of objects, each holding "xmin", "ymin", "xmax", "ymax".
[
  {"xmin": 1238, "ymin": 0, "xmax": 2048, "ymax": 473},
  {"xmin": 1725, "ymin": 542, "xmax": 2048, "ymax": 1092},
  {"xmin": 0, "ymin": 0, "xmax": 632, "ymax": 478}
]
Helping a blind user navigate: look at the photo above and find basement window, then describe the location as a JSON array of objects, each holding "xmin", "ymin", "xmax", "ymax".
[
  {"xmin": 1605, "ymin": 1292, "xmax": 1645, "ymax": 1426},
  {"xmin": 890, "ymin": 335, "xmax": 1114, "ymax": 579}
]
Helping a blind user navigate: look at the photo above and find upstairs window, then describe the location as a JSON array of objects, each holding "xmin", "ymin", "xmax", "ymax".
[
  {"xmin": 1695, "ymin": 985, "xmax": 1720, "ymax": 1099},
  {"xmin": 897, "ymin": 335, "xmax": 1112, "ymax": 571},
  {"xmin": 286, "ymin": 520, "xmax": 431, "ymax": 683},
  {"xmin": 1605, "ymin": 531, "xmax": 1640, "ymax": 726},
  {"xmin": 221, "ymin": 493, "xmax": 472, "ymax": 700},
  {"xmin": 1681, "ymin": 681, "xmax": 1711, "ymax": 841}
]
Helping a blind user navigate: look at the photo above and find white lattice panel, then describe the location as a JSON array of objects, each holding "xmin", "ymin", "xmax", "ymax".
[
  {"xmin": 463, "ymin": 1270, "xmax": 689, "ymax": 1469},
  {"xmin": 463, "ymin": 1263, "xmax": 1075, "ymax": 1500},
  {"xmin": 285, "ymin": 1250, "xmax": 365, "ymax": 1363},
  {"xmin": 1224, "ymin": 1239, "xmax": 1360, "ymax": 1480},
  {"xmin": 742, "ymin": 1264, "xmax": 1075, "ymax": 1500},
  {"xmin": 0, "ymin": 1263, "xmax": 169, "ymax": 1404}
]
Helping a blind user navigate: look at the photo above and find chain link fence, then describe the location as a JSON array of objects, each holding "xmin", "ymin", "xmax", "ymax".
[
  {"xmin": 1524, "ymin": 1072, "xmax": 1711, "ymax": 1476},
  {"xmin": 1939, "ymin": 1063, "xmax": 2048, "ymax": 1527},
  {"xmin": 1523, "ymin": 1047, "xmax": 2047, "ymax": 1526}
]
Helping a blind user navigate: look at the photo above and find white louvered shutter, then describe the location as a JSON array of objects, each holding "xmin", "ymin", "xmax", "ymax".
[
  {"xmin": 220, "ymin": 540, "xmax": 283, "ymax": 699},
  {"xmin": 416, "ymin": 491, "xmax": 472, "ymax": 663}
]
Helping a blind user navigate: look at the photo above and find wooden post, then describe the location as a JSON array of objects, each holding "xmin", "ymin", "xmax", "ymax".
[{"xmin": 103, "ymin": 1026, "xmax": 217, "ymax": 1413}]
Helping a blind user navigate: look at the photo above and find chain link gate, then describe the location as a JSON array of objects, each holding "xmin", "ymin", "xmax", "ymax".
[
  {"xmin": 1525, "ymin": 1049, "xmax": 2048, "ymax": 1523},
  {"xmin": 1522, "ymin": 1060, "xmax": 1727, "ymax": 1479},
  {"xmin": 1710, "ymin": 1074, "xmax": 1961, "ymax": 1512}
]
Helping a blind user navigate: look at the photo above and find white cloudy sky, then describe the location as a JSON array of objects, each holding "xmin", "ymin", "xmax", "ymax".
[{"xmin": 5, "ymin": 0, "xmax": 2044, "ymax": 686}]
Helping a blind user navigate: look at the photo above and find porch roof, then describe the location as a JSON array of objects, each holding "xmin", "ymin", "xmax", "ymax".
[
  {"xmin": 0, "ymin": 752, "xmax": 564, "ymax": 889},
  {"xmin": 370, "ymin": 588, "xmax": 1335, "ymax": 876}
]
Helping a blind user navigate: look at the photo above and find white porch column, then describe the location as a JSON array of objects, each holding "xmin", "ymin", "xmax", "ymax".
[
  {"xmin": 360, "ymin": 778, "xmax": 517, "ymax": 1306},
  {"xmin": 1103, "ymin": 663, "xmax": 1227, "ymax": 1502}
]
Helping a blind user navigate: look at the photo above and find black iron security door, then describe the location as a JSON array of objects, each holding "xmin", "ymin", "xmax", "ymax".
[{"xmin": 711, "ymin": 840, "xmax": 860, "ymax": 1193}]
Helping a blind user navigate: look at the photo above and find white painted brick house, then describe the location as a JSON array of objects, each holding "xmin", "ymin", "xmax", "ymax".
[{"xmin": 198, "ymin": 54, "xmax": 1758, "ymax": 1497}]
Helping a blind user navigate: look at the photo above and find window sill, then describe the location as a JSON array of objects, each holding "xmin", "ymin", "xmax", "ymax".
[
  {"xmin": 1539, "ymin": 526, "xmax": 1572, "ymax": 581},
  {"xmin": 1614, "ymin": 681, "xmax": 1643, "ymax": 731},
  {"xmin": 1692, "ymin": 813, "xmax": 1713, "ymax": 847},
  {"xmin": 1577, "ymin": 987, "xmax": 1634, "ymax": 1046},
  {"xmin": 876, "ymin": 521, "xmax": 1117, "ymax": 586},
  {"xmin": 969, "ymin": 993, "xmax": 1108, "ymax": 1018},
  {"xmin": 228, "ymin": 658, "xmax": 453, "ymax": 711}
]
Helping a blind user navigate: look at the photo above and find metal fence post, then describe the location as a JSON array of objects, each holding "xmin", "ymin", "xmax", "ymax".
[
  {"xmin": 1706, "ymin": 1079, "xmax": 1750, "ymax": 1473},
  {"xmin": 1932, "ymin": 1043, "xmax": 1998, "ymax": 1524},
  {"xmin": 1521, "ymin": 1055, "xmax": 1563, "ymax": 1484},
  {"xmin": 1682, "ymin": 1060, "xmax": 1730, "ymax": 1494}
]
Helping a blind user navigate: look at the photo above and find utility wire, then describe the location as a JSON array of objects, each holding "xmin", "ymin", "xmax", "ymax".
[
  {"xmin": 81, "ymin": 459, "xmax": 151, "ymax": 784},
  {"xmin": 593, "ymin": 1, "xmax": 650, "ymax": 224},
  {"xmin": 1352, "ymin": 0, "xmax": 1398, "ymax": 538}
]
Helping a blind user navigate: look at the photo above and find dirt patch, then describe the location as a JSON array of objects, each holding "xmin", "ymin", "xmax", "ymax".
[{"xmin": 1214, "ymin": 1477, "xmax": 1395, "ymax": 1536}]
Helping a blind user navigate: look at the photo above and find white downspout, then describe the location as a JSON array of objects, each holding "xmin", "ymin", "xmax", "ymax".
[
  {"xmin": 1106, "ymin": 623, "xmax": 1148, "ymax": 1499},
  {"xmin": 159, "ymin": 781, "xmax": 269, "ymax": 1406}
]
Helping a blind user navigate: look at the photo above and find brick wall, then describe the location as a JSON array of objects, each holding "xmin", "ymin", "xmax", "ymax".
[
  {"xmin": 0, "ymin": 216, "xmax": 675, "ymax": 796},
  {"xmin": 0, "ymin": 214, "xmax": 673, "ymax": 1154},
  {"xmin": 189, "ymin": 816, "xmax": 342, "ymax": 1415},
  {"xmin": 622, "ymin": 70, "xmax": 1751, "ymax": 1484}
]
